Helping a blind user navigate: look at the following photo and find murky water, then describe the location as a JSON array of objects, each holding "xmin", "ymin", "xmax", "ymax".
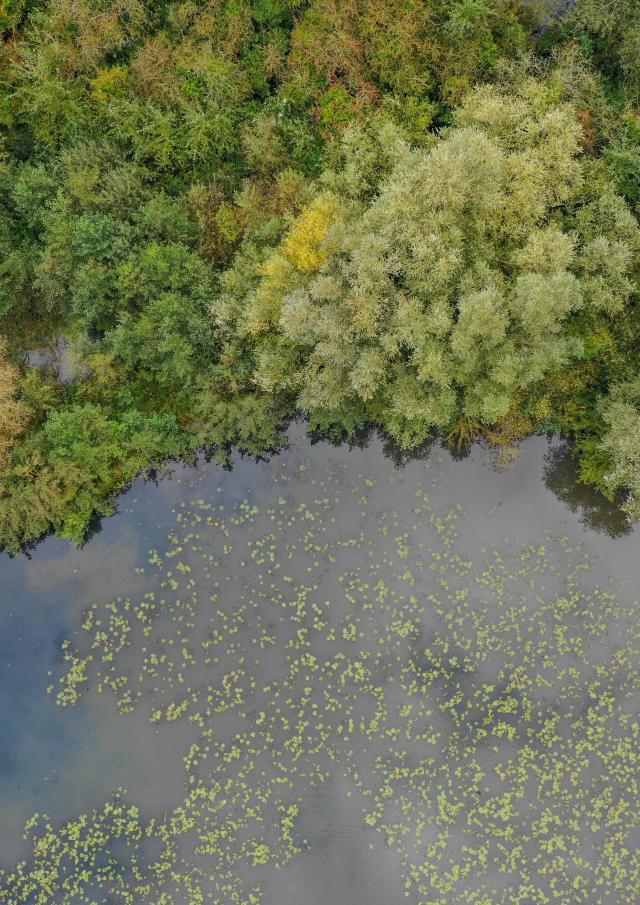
[{"xmin": 1, "ymin": 426, "xmax": 639, "ymax": 904}]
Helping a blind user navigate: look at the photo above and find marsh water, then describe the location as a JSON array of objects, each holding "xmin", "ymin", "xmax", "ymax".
[{"xmin": 1, "ymin": 425, "xmax": 639, "ymax": 904}]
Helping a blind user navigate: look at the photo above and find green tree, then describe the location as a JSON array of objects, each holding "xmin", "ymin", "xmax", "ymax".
[
  {"xmin": 566, "ymin": 0, "xmax": 640, "ymax": 104},
  {"xmin": 0, "ymin": 403, "xmax": 182, "ymax": 548},
  {"xmin": 221, "ymin": 78, "xmax": 639, "ymax": 448},
  {"xmin": 598, "ymin": 379, "xmax": 640, "ymax": 519},
  {"xmin": 0, "ymin": 336, "xmax": 30, "ymax": 470}
]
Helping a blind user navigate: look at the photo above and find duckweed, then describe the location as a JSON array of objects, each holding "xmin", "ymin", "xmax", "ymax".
[{"xmin": 2, "ymin": 444, "xmax": 640, "ymax": 905}]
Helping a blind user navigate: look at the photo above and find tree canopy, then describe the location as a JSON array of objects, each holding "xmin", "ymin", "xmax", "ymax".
[
  {"xmin": 221, "ymin": 79, "xmax": 639, "ymax": 448},
  {"xmin": 3, "ymin": 0, "xmax": 640, "ymax": 546}
]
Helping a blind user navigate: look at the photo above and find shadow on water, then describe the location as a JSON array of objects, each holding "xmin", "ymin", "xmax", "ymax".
[
  {"xmin": 307, "ymin": 419, "xmax": 375, "ymax": 453},
  {"xmin": 276, "ymin": 424, "xmax": 638, "ymax": 540},
  {"xmin": 4, "ymin": 421, "xmax": 634, "ymax": 561},
  {"xmin": 542, "ymin": 440, "xmax": 631, "ymax": 538},
  {"xmin": 17, "ymin": 429, "xmax": 640, "ymax": 563},
  {"xmin": 320, "ymin": 424, "xmax": 634, "ymax": 543},
  {"xmin": 309, "ymin": 418, "xmax": 464, "ymax": 468}
]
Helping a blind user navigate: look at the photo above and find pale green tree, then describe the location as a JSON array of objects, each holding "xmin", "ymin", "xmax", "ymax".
[
  {"xmin": 599, "ymin": 380, "xmax": 640, "ymax": 520},
  {"xmin": 219, "ymin": 78, "xmax": 640, "ymax": 447}
]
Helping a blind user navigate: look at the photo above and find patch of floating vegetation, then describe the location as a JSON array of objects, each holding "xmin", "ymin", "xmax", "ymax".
[{"xmin": 2, "ymin": 452, "xmax": 640, "ymax": 905}]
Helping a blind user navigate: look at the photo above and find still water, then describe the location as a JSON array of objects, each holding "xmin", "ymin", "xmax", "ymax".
[{"xmin": 0, "ymin": 426, "xmax": 639, "ymax": 904}]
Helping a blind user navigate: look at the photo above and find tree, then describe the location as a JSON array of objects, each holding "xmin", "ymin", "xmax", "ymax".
[
  {"xmin": 0, "ymin": 403, "xmax": 182, "ymax": 546},
  {"xmin": 220, "ymin": 78, "xmax": 640, "ymax": 448},
  {"xmin": 566, "ymin": 0, "xmax": 640, "ymax": 104},
  {"xmin": 0, "ymin": 336, "xmax": 30, "ymax": 470},
  {"xmin": 598, "ymin": 380, "xmax": 640, "ymax": 519},
  {"xmin": 107, "ymin": 241, "xmax": 216, "ymax": 392}
]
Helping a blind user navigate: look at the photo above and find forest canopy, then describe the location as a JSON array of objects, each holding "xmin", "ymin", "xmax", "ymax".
[{"xmin": 2, "ymin": 0, "xmax": 640, "ymax": 548}]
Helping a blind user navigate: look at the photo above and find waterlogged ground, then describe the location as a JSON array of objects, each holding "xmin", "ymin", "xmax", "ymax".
[{"xmin": 1, "ymin": 426, "xmax": 639, "ymax": 905}]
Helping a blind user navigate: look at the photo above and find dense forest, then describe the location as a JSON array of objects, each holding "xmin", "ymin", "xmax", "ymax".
[{"xmin": 2, "ymin": 0, "xmax": 640, "ymax": 550}]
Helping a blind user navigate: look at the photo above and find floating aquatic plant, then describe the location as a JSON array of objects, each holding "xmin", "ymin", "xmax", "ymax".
[{"xmin": 3, "ymin": 453, "xmax": 640, "ymax": 904}]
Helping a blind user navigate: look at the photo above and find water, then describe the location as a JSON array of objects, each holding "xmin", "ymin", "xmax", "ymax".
[{"xmin": 1, "ymin": 426, "xmax": 639, "ymax": 904}]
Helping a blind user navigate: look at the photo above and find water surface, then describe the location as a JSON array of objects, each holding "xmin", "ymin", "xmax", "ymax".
[{"xmin": 1, "ymin": 427, "xmax": 639, "ymax": 904}]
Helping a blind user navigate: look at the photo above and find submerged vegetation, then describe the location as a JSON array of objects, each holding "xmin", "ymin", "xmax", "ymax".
[
  {"xmin": 2, "ymin": 444, "xmax": 640, "ymax": 904},
  {"xmin": 1, "ymin": 0, "xmax": 640, "ymax": 545}
]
